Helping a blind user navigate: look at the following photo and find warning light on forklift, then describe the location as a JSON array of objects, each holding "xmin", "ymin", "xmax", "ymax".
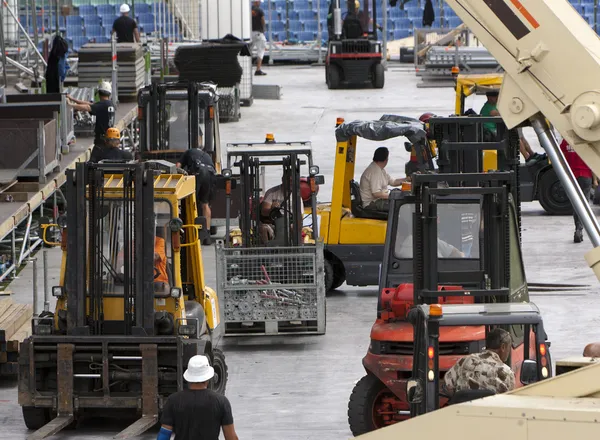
[
  {"xmin": 428, "ymin": 346, "xmax": 434, "ymax": 359},
  {"xmin": 401, "ymin": 181, "xmax": 412, "ymax": 192},
  {"xmin": 429, "ymin": 304, "xmax": 443, "ymax": 316},
  {"xmin": 336, "ymin": 117, "xmax": 345, "ymax": 126},
  {"xmin": 451, "ymin": 66, "xmax": 460, "ymax": 74},
  {"xmin": 265, "ymin": 133, "xmax": 275, "ymax": 142},
  {"xmin": 539, "ymin": 344, "xmax": 547, "ymax": 356}
]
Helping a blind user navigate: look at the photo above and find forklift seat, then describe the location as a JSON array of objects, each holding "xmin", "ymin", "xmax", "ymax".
[
  {"xmin": 343, "ymin": 14, "xmax": 364, "ymax": 39},
  {"xmin": 350, "ymin": 180, "xmax": 388, "ymax": 220}
]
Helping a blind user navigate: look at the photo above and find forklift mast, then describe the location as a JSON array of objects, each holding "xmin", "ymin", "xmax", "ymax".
[{"xmin": 65, "ymin": 162, "xmax": 156, "ymax": 336}]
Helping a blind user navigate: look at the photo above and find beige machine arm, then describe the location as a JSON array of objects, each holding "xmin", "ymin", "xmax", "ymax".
[{"xmin": 443, "ymin": 0, "xmax": 600, "ymax": 280}]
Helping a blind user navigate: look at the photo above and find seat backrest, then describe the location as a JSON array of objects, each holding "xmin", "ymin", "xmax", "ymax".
[
  {"xmin": 343, "ymin": 14, "xmax": 363, "ymax": 39},
  {"xmin": 349, "ymin": 180, "xmax": 362, "ymax": 213},
  {"xmin": 447, "ymin": 389, "xmax": 495, "ymax": 405}
]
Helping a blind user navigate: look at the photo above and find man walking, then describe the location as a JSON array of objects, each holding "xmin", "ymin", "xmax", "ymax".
[
  {"xmin": 158, "ymin": 355, "xmax": 239, "ymax": 440},
  {"xmin": 112, "ymin": 4, "xmax": 140, "ymax": 43},
  {"xmin": 176, "ymin": 145, "xmax": 216, "ymax": 245},
  {"xmin": 560, "ymin": 139, "xmax": 594, "ymax": 243},
  {"xmin": 67, "ymin": 81, "xmax": 115, "ymax": 162},
  {"xmin": 251, "ymin": 0, "xmax": 267, "ymax": 76}
]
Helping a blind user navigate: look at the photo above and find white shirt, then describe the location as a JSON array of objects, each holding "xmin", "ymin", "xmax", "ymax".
[
  {"xmin": 359, "ymin": 162, "xmax": 395, "ymax": 206},
  {"xmin": 264, "ymin": 184, "xmax": 303, "ymax": 215},
  {"xmin": 396, "ymin": 235, "xmax": 458, "ymax": 258}
]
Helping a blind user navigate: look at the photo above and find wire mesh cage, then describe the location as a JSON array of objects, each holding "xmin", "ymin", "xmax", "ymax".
[
  {"xmin": 216, "ymin": 241, "xmax": 326, "ymax": 335},
  {"xmin": 237, "ymin": 55, "xmax": 253, "ymax": 104},
  {"xmin": 217, "ymin": 86, "xmax": 241, "ymax": 123}
]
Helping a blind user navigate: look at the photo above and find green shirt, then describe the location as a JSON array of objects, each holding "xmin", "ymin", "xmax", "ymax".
[{"xmin": 480, "ymin": 101, "xmax": 498, "ymax": 134}]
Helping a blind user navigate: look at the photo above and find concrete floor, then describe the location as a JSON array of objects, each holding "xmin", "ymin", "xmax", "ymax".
[{"xmin": 1, "ymin": 64, "xmax": 599, "ymax": 440}]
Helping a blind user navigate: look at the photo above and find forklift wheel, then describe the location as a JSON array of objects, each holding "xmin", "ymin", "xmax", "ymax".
[
  {"xmin": 348, "ymin": 374, "xmax": 408, "ymax": 436},
  {"xmin": 372, "ymin": 64, "xmax": 385, "ymax": 89},
  {"xmin": 325, "ymin": 258, "xmax": 346, "ymax": 292},
  {"xmin": 327, "ymin": 65, "xmax": 341, "ymax": 90},
  {"xmin": 22, "ymin": 407, "xmax": 51, "ymax": 430},
  {"xmin": 537, "ymin": 168, "xmax": 573, "ymax": 215},
  {"xmin": 209, "ymin": 348, "xmax": 228, "ymax": 395}
]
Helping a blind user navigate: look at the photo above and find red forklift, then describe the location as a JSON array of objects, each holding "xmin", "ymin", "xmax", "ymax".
[
  {"xmin": 347, "ymin": 131, "xmax": 551, "ymax": 434},
  {"xmin": 326, "ymin": 0, "xmax": 385, "ymax": 89}
]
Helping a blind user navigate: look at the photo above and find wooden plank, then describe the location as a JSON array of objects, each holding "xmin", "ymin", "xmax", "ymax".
[
  {"xmin": 0, "ymin": 297, "xmax": 12, "ymax": 317},
  {"xmin": 7, "ymin": 319, "xmax": 31, "ymax": 351},
  {"xmin": 0, "ymin": 302, "xmax": 32, "ymax": 341},
  {"xmin": 0, "ymin": 290, "xmax": 12, "ymax": 296}
]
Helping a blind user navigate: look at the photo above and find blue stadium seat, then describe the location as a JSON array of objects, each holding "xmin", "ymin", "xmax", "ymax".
[
  {"xmin": 84, "ymin": 15, "xmax": 101, "ymax": 26},
  {"xmin": 289, "ymin": 20, "xmax": 302, "ymax": 32},
  {"xmin": 393, "ymin": 29, "xmax": 410, "ymax": 40},
  {"xmin": 139, "ymin": 13, "xmax": 155, "ymax": 24},
  {"xmin": 274, "ymin": 0, "xmax": 287, "ymax": 10},
  {"xmin": 296, "ymin": 31, "xmax": 316, "ymax": 41},
  {"xmin": 90, "ymin": 35, "xmax": 109, "ymax": 43},
  {"xmin": 443, "ymin": 7, "xmax": 457, "ymax": 17},
  {"xmin": 66, "ymin": 15, "xmax": 84, "ymax": 26},
  {"xmin": 70, "ymin": 36, "xmax": 90, "ymax": 52},
  {"xmin": 298, "ymin": 10, "xmax": 316, "ymax": 21},
  {"xmin": 405, "ymin": 7, "xmax": 422, "ymax": 19},
  {"xmin": 571, "ymin": 4, "xmax": 584, "ymax": 14},
  {"xmin": 96, "ymin": 4, "xmax": 116, "ymax": 15},
  {"xmin": 287, "ymin": 10, "xmax": 299, "ymax": 20},
  {"xmin": 447, "ymin": 16, "xmax": 463, "ymax": 28},
  {"xmin": 86, "ymin": 24, "xmax": 103, "ymax": 37},
  {"xmin": 134, "ymin": 3, "xmax": 151, "ymax": 15},
  {"xmin": 268, "ymin": 20, "xmax": 285, "ymax": 32},
  {"xmin": 100, "ymin": 14, "xmax": 118, "ymax": 27},
  {"xmin": 394, "ymin": 17, "xmax": 411, "ymax": 29},
  {"xmin": 303, "ymin": 20, "xmax": 318, "ymax": 32},
  {"xmin": 293, "ymin": 0, "xmax": 311, "ymax": 11},
  {"xmin": 79, "ymin": 5, "xmax": 96, "ymax": 16},
  {"xmin": 66, "ymin": 25, "xmax": 84, "ymax": 37}
]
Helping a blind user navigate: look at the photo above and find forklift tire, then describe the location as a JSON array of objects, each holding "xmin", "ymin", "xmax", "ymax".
[
  {"xmin": 372, "ymin": 64, "xmax": 385, "ymax": 89},
  {"xmin": 348, "ymin": 374, "xmax": 398, "ymax": 436},
  {"xmin": 538, "ymin": 168, "xmax": 573, "ymax": 215},
  {"xmin": 209, "ymin": 348, "xmax": 228, "ymax": 395},
  {"xmin": 327, "ymin": 65, "xmax": 341, "ymax": 89},
  {"xmin": 22, "ymin": 407, "xmax": 51, "ymax": 430}
]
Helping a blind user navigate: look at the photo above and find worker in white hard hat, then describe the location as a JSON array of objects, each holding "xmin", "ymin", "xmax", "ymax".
[
  {"xmin": 158, "ymin": 355, "xmax": 239, "ymax": 440},
  {"xmin": 112, "ymin": 4, "xmax": 140, "ymax": 43},
  {"xmin": 67, "ymin": 81, "xmax": 115, "ymax": 162},
  {"xmin": 251, "ymin": 0, "xmax": 267, "ymax": 76}
]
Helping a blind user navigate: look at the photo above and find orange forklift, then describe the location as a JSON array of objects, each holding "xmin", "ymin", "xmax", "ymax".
[{"xmin": 347, "ymin": 129, "xmax": 551, "ymax": 434}]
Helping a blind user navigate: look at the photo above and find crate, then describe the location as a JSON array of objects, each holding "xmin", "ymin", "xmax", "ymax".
[
  {"xmin": 217, "ymin": 86, "xmax": 241, "ymax": 123},
  {"xmin": 216, "ymin": 242, "xmax": 326, "ymax": 336},
  {"xmin": 237, "ymin": 55, "xmax": 253, "ymax": 105}
]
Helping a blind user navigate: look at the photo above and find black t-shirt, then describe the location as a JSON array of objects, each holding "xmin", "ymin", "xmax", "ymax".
[
  {"xmin": 90, "ymin": 99, "xmax": 115, "ymax": 140},
  {"xmin": 160, "ymin": 389, "xmax": 234, "ymax": 440},
  {"xmin": 252, "ymin": 6, "xmax": 265, "ymax": 32},
  {"xmin": 112, "ymin": 15, "xmax": 137, "ymax": 43},
  {"xmin": 179, "ymin": 148, "xmax": 215, "ymax": 173},
  {"xmin": 98, "ymin": 147, "xmax": 133, "ymax": 162}
]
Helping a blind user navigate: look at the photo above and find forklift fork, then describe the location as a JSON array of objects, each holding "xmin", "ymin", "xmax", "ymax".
[
  {"xmin": 27, "ymin": 344, "xmax": 75, "ymax": 440},
  {"xmin": 114, "ymin": 344, "xmax": 159, "ymax": 439}
]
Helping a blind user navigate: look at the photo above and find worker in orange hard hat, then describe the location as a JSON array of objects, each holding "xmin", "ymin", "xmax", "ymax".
[{"xmin": 92, "ymin": 127, "xmax": 133, "ymax": 162}]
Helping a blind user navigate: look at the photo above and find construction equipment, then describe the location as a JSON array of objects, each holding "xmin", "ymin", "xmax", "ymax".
[
  {"xmin": 326, "ymin": 0, "xmax": 385, "ymax": 89},
  {"xmin": 453, "ymin": 74, "xmax": 571, "ymax": 215},
  {"xmin": 137, "ymin": 80, "xmax": 240, "ymax": 230},
  {"xmin": 346, "ymin": 168, "xmax": 539, "ymax": 434},
  {"xmin": 19, "ymin": 161, "xmax": 227, "ymax": 439},
  {"xmin": 217, "ymin": 141, "xmax": 326, "ymax": 336}
]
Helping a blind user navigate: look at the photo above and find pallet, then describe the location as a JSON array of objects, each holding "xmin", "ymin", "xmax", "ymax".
[
  {"xmin": 0, "ymin": 298, "xmax": 32, "ymax": 376},
  {"xmin": 224, "ymin": 319, "xmax": 324, "ymax": 336}
]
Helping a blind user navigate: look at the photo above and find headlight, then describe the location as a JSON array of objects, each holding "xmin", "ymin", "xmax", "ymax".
[
  {"xmin": 52, "ymin": 286, "xmax": 65, "ymax": 298},
  {"xmin": 169, "ymin": 218, "xmax": 183, "ymax": 232},
  {"xmin": 178, "ymin": 324, "xmax": 197, "ymax": 337},
  {"xmin": 35, "ymin": 324, "xmax": 53, "ymax": 335},
  {"xmin": 222, "ymin": 168, "xmax": 232, "ymax": 178},
  {"xmin": 170, "ymin": 287, "xmax": 182, "ymax": 299},
  {"xmin": 309, "ymin": 165, "xmax": 319, "ymax": 176},
  {"xmin": 57, "ymin": 214, "xmax": 68, "ymax": 229}
]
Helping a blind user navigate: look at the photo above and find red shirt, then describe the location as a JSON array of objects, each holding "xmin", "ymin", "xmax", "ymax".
[{"xmin": 560, "ymin": 139, "xmax": 592, "ymax": 179}]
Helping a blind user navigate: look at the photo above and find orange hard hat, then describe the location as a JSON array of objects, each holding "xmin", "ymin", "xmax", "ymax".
[{"xmin": 106, "ymin": 127, "xmax": 120, "ymax": 139}]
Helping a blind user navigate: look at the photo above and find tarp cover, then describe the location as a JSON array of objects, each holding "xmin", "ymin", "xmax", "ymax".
[{"xmin": 335, "ymin": 115, "xmax": 427, "ymax": 144}]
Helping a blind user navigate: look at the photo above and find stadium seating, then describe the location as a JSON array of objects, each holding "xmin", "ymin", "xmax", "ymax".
[{"xmin": 84, "ymin": 15, "xmax": 102, "ymax": 26}]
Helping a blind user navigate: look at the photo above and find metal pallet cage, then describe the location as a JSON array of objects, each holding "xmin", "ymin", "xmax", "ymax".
[
  {"xmin": 216, "ymin": 241, "xmax": 326, "ymax": 336},
  {"xmin": 217, "ymin": 86, "xmax": 241, "ymax": 123}
]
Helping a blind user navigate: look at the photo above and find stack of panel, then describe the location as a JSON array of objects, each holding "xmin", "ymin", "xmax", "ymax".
[
  {"xmin": 77, "ymin": 43, "xmax": 146, "ymax": 97},
  {"xmin": 174, "ymin": 43, "xmax": 246, "ymax": 87}
]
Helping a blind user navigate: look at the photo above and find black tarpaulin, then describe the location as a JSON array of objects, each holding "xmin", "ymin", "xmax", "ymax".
[
  {"xmin": 335, "ymin": 117, "xmax": 427, "ymax": 145},
  {"xmin": 423, "ymin": 0, "xmax": 435, "ymax": 27}
]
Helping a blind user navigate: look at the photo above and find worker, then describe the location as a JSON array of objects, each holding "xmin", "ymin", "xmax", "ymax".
[
  {"xmin": 95, "ymin": 128, "xmax": 133, "ymax": 162},
  {"xmin": 176, "ymin": 145, "xmax": 216, "ymax": 246},
  {"xmin": 480, "ymin": 91, "xmax": 544, "ymax": 163},
  {"xmin": 359, "ymin": 146, "xmax": 406, "ymax": 213},
  {"xmin": 259, "ymin": 176, "xmax": 303, "ymax": 244},
  {"xmin": 67, "ymin": 81, "xmax": 115, "ymax": 162},
  {"xmin": 251, "ymin": 0, "xmax": 267, "ymax": 76},
  {"xmin": 158, "ymin": 355, "xmax": 239, "ymax": 440},
  {"xmin": 112, "ymin": 4, "xmax": 140, "ymax": 43},
  {"xmin": 154, "ymin": 226, "xmax": 169, "ymax": 284},
  {"xmin": 559, "ymin": 139, "xmax": 594, "ymax": 243},
  {"xmin": 396, "ymin": 215, "xmax": 465, "ymax": 259},
  {"xmin": 444, "ymin": 328, "xmax": 515, "ymax": 396}
]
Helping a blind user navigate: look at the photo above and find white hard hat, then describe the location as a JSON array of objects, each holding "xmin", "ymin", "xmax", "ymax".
[
  {"xmin": 98, "ymin": 80, "xmax": 112, "ymax": 95},
  {"xmin": 183, "ymin": 355, "xmax": 214, "ymax": 383},
  {"xmin": 120, "ymin": 4, "xmax": 130, "ymax": 13}
]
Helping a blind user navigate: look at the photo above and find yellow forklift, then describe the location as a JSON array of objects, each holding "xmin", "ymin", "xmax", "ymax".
[{"xmin": 20, "ymin": 162, "xmax": 227, "ymax": 439}]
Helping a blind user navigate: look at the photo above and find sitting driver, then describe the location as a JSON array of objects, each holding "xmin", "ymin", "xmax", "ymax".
[
  {"xmin": 444, "ymin": 328, "xmax": 516, "ymax": 396},
  {"xmin": 259, "ymin": 176, "xmax": 303, "ymax": 244},
  {"xmin": 154, "ymin": 227, "xmax": 169, "ymax": 284},
  {"xmin": 359, "ymin": 147, "xmax": 407, "ymax": 213}
]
